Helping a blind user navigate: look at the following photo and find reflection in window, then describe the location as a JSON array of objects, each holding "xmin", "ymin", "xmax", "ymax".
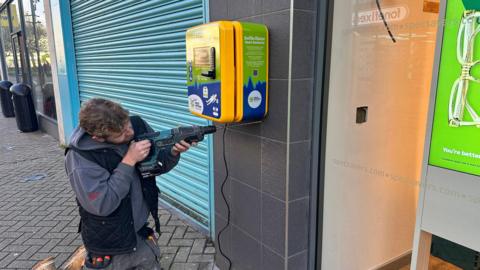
[
  {"xmin": 10, "ymin": 0, "xmax": 21, "ymax": 34},
  {"xmin": 0, "ymin": 8, "xmax": 15, "ymax": 82},
  {"xmin": 23, "ymin": 0, "xmax": 55, "ymax": 119}
]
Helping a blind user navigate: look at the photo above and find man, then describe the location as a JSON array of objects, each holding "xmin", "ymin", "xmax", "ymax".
[{"xmin": 65, "ymin": 98, "xmax": 192, "ymax": 269}]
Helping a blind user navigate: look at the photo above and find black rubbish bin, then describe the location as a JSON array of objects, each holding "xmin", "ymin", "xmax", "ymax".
[
  {"xmin": 10, "ymin": 83, "xmax": 38, "ymax": 132},
  {"xmin": 0, "ymin": 80, "xmax": 14, "ymax": 117}
]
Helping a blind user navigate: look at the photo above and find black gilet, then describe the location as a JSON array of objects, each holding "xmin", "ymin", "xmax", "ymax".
[{"xmin": 66, "ymin": 116, "xmax": 160, "ymax": 255}]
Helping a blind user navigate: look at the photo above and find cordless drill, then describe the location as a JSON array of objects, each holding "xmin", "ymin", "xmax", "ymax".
[{"xmin": 136, "ymin": 125, "xmax": 217, "ymax": 177}]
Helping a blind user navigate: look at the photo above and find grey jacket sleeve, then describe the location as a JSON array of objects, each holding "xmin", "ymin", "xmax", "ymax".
[{"xmin": 65, "ymin": 151, "xmax": 136, "ymax": 216}]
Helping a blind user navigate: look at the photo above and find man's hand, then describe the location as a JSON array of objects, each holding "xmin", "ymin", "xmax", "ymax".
[
  {"xmin": 171, "ymin": 140, "xmax": 196, "ymax": 156},
  {"xmin": 122, "ymin": 140, "xmax": 151, "ymax": 166}
]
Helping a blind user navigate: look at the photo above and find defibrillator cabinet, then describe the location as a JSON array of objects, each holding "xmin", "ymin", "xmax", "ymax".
[{"xmin": 186, "ymin": 21, "xmax": 269, "ymax": 123}]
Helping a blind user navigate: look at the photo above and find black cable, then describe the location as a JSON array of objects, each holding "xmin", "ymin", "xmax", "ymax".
[
  {"xmin": 215, "ymin": 123, "xmax": 232, "ymax": 270},
  {"xmin": 375, "ymin": 0, "xmax": 396, "ymax": 43}
]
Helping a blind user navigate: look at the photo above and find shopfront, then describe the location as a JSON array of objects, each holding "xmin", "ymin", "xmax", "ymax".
[
  {"xmin": 0, "ymin": 0, "xmax": 57, "ymax": 138},
  {"xmin": 315, "ymin": 0, "xmax": 480, "ymax": 269}
]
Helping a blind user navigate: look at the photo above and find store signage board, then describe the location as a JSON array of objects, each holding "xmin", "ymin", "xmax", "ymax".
[
  {"xmin": 429, "ymin": 0, "xmax": 480, "ymax": 176},
  {"xmin": 412, "ymin": 0, "xmax": 480, "ymax": 269}
]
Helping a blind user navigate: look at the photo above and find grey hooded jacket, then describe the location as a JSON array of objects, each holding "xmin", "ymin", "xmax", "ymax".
[{"xmin": 65, "ymin": 122, "xmax": 179, "ymax": 232}]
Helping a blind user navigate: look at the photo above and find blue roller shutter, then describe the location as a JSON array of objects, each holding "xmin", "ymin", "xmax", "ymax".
[{"xmin": 69, "ymin": 0, "xmax": 213, "ymax": 231}]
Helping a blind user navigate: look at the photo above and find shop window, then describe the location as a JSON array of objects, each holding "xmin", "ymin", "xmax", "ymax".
[
  {"xmin": 322, "ymin": 0, "xmax": 440, "ymax": 269},
  {"xmin": 0, "ymin": 8, "xmax": 15, "ymax": 82},
  {"xmin": 9, "ymin": 1, "xmax": 20, "ymax": 34},
  {"xmin": 23, "ymin": 0, "xmax": 55, "ymax": 120}
]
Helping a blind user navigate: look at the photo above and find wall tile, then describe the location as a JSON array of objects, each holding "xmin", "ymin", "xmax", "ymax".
[
  {"xmin": 261, "ymin": 79, "xmax": 288, "ymax": 142},
  {"xmin": 236, "ymin": 15, "xmax": 263, "ymax": 24},
  {"xmin": 289, "ymin": 141, "xmax": 311, "ymax": 201},
  {"xmin": 288, "ymin": 198, "xmax": 310, "ymax": 255},
  {"xmin": 291, "ymin": 10, "xmax": 316, "ymax": 79},
  {"xmin": 214, "ymin": 172, "xmax": 231, "ymax": 220},
  {"xmin": 263, "ymin": 0, "xmax": 290, "ymax": 13},
  {"xmin": 262, "ymin": 245, "xmax": 285, "ymax": 270},
  {"xmin": 261, "ymin": 193, "xmax": 285, "ymax": 254},
  {"xmin": 229, "ymin": 122, "xmax": 262, "ymax": 137},
  {"xmin": 214, "ymin": 215, "xmax": 232, "ymax": 270},
  {"xmin": 213, "ymin": 124, "xmax": 229, "ymax": 178},
  {"xmin": 231, "ymin": 226, "xmax": 262, "ymax": 270},
  {"xmin": 229, "ymin": 131, "xmax": 261, "ymax": 189},
  {"xmin": 261, "ymin": 139, "xmax": 287, "ymax": 200},
  {"xmin": 287, "ymin": 250, "xmax": 308, "ymax": 270},
  {"xmin": 232, "ymin": 179, "xmax": 261, "ymax": 239},
  {"xmin": 209, "ymin": 0, "xmax": 228, "ymax": 21},
  {"xmin": 290, "ymin": 79, "xmax": 313, "ymax": 142},
  {"xmin": 263, "ymin": 11, "xmax": 290, "ymax": 79},
  {"xmin": 294, "ymin": 0, "xmax": 316, "ymax": 11},
  {"xmin": 227, "ymin": 0, "xmax": 262, "ymax": 19}
]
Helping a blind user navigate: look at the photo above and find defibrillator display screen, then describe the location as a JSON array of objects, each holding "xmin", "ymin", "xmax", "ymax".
[{"xmin": 193, "ymin": 47, "xmax": 211, "ymax": 67}]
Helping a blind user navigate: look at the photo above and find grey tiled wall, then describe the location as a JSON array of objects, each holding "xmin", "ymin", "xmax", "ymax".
[{"xmin": 210, "ymin": 0, "xmax": 317, "ymax": 269}]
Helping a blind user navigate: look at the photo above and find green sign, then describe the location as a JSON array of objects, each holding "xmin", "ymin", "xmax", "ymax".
[
  {"xmin": 239, "ymin": 22, "xmax": 268, "ymax": 121},
  {"xmin": 429, "ymin": 0, "xmax": 480, "ymax": 175}
]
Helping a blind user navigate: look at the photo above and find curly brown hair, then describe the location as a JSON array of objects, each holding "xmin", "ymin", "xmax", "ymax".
[{"xmin": 79, "ymin": 98, "xmax": 129, "ymax": 138}]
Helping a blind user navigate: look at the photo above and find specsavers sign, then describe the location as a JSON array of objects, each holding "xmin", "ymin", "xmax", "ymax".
[{"xmin": 429, "ymin": 0, "xmax": 480, "ymax": 175}]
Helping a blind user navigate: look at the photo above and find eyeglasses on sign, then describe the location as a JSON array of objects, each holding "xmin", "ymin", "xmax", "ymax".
[{"xmin": 449, "ymin": 11, "xmax": 480, "ymax": 127}]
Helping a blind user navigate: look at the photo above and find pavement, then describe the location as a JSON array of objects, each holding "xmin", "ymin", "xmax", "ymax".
[{"xmin": 0, "ymin": 114, "xmax": 215, "ymax": 270}]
